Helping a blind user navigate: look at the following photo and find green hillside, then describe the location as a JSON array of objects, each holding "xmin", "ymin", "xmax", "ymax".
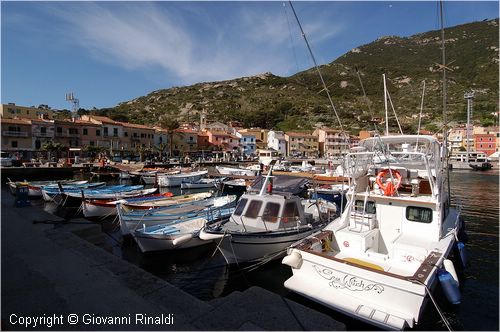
[{"xmin": 98, "ymin": 19, "xmax": 499, "ymax": 134}]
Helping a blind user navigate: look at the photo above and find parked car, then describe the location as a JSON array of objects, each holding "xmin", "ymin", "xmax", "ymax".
[{"xmin": 0, "ymin": 152, "xmax": 13, "ymax": 167}]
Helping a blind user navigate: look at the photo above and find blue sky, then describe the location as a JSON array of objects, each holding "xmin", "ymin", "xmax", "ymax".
[{"xmin": 1, "ymin": 1, "xmax": 498, "ymax": 110}]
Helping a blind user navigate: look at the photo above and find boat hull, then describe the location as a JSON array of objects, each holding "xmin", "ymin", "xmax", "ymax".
[
  {"xmin": 283, "ymin": 248, "xmax": 437, "ymax": 329},
  {"xmin": 133, "ymin": 233, "xmax": 210, "ymax": 252},
  {"xmin": 211, "ymin": 228, "xmax": 318, "ymax": 264}
]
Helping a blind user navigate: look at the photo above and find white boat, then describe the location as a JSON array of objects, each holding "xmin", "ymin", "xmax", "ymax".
[
  {"xmin": 220, "ymin": 178, "xmax": 248, "ymax": 193},
  {"xmin": 7, "ymin": 179, "xmax": 88, "ymax": 196},
  {"xmin": 199, "ymin": 162, "xmax": 333, "ymax": 264},
  {"xmin": 449, "ymin": 151, "xmax": 490, "ymax": 170},
  {"xmin": 132, "ymin": 206, "xmax": 235, "ymax": 253},
  {"xmin": 282, "ymin": 135, "xmax": 467, "ymax": 330},
  {"xmin": 180, "ymin": 178, "xmax": 220, "ymax": 189},
  {"xmin": 134, "ymin": 218, "xmax": 211, "ymax": 252},
  {"xmin": 216, "ymin": 165, "xmax": 258, "ymax": 177},
  {"xmin": 117, "ymin": 195, "xmax": 237, "ymax": 236},
  {"xmin": 157, "ymin": 170, "xmax": 208, "ymax": 187}
]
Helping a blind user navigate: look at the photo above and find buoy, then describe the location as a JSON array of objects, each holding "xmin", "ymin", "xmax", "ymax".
[
  {"xmin": 443, "ymin": 259, "xmax": 459, "ymax": 285},
  {"xmin": 438, "ymin": 269, "xmax": 461, "ymax": 304},
  {"xmin": 282, "ymin": 251, "xmax": 303, "ymax": 269},
  {"xmin": 199, "ymin": 229, "xmax": 224, "ymax": 241},
  {"xmin": 456, "ymin": 242, "xmax": 468, "ymax": 267}
]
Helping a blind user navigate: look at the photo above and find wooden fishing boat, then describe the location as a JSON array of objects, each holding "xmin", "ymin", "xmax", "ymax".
[
  {"xmin": 157, "ymin": 170, "xmax": 208, "ymax": 187},
  {"xmin": 81, "ymin": 192, "xmax": 174, "ymax": 219},
  {"xmin": 117, "ymin": 195, "xmax": 237, "ymax": 236},
  {"xmin": 121, "ymin": 192, "xmax": 212, "ymax": 210},
  {"xmin": 132, "ymin": 206, "xmax": 235, "ymax": 253}
]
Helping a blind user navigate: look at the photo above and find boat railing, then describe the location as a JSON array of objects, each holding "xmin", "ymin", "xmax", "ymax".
[{"xmin": 233, "ymin": 213, "xmax": 307, "ymax": 233}]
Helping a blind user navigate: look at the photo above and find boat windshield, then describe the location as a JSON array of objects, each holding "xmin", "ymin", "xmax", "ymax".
[
  {"xmin": 262, "ymin": 202, "xmax": 281, "ymax": 222},
  {"xmin": 233, "ymin": 198, "xmax": 248, "ymax": 216},
  {"xmin": 244, "ymin": 200, "xmax": 263, "ymax": 219}
]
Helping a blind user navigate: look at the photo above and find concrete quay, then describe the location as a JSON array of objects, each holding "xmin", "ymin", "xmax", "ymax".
[{"xmin": 1, "ymin": 189, "xmax": 345, "ymax": 331}]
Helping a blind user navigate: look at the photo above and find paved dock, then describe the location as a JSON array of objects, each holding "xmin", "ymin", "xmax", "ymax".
[{"xmin": 1, "ymin": 188, "xmax": 345, "ymax": 331}]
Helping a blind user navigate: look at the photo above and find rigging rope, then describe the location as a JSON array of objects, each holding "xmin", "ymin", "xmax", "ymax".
[{"xmin": 287, "ymin": 1, "xmax": 348, "ymax": 144}]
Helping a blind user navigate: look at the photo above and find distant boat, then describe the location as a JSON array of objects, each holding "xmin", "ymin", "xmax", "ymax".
[
  {"xmin": 216, "ymin": 165, "xmax": 258, "ymax": 177},
  {"xmin": 7, "ymin": 179, "xmax": 88, "ymax": 196},
  {"xmin": 469, "ymin": 162, "xmax": 493, "ymax": 171},
  {"xmin": 157, "ymin": 170, "xmax": 208, "ymax": 187},
  {"xmin": 180, "ymin": 178, "xmax": 220, "ymax": 189}
]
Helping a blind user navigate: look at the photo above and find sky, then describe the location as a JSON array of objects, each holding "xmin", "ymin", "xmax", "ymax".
[{"xmin": 1, "ymin": 1, "xmax": 498, "ymax": 111}]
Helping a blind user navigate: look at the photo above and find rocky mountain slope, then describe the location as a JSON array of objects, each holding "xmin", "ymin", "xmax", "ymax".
[{"xmin": 100, "ymin": 19, "xmax": 499, "ymax": 134}]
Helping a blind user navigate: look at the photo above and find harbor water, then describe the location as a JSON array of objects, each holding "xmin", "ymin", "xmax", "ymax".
[{"xmin": 23, "ymin": 169, "xmax": 500, "ymax": 330}]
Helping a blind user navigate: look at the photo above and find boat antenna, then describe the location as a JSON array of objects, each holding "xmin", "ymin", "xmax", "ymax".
[
  {"xmin": 288, "ymin": 1, "xmax": 348, "ymax": 143},
  {"xmin": 415, "ymin": 80, "xmax": 426, "ymax": 150}
]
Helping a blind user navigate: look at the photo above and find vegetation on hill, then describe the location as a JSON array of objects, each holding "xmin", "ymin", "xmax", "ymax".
[{"xmin": 94, "ymin": 19, "xmax": 498, "ymax": 134}]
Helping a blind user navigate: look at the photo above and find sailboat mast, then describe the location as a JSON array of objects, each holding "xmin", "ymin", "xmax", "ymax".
[{"xmin": 383, "ymin": 74, "xmax": 389, "ymax": 135}]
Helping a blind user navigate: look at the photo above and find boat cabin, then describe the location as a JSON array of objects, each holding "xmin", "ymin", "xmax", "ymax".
[{"xmin": 230, "ymin": 193, "xmax": 311, "ymax": 231}]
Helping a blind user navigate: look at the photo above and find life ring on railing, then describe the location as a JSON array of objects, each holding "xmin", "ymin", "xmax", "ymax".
[{"xmin": 376, "ymin": 168, "xmax": 402, "ymax": 196}]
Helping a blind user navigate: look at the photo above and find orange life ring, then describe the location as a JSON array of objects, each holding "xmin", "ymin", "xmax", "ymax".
[{"xmin": 376, "ymin": 168, "xmax": 402, "ymax": 196}]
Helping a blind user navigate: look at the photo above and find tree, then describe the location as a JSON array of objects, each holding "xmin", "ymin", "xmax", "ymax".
[
  {"xmin": 82, "ymin": 145, "xmax": 106, "ymax": 160},
  {"xmin": 135, "ymin": 145, "xmax": 152, "ymax": 162},
  {"xmin": 160, "ymin": 117, "xmax": 180, "ymax": 158},
  {"xmin": 42, "ymin": 142, "xmax": 68, "ymax": 160}
]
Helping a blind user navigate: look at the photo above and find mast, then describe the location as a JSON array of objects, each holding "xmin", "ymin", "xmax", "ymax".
[
  {"xmin": 464, "ymin": 91, "xmax": 474, "ymax": 163},
  {"xmin": 383, "ymin": 74, "xmax": 389, "ymax": 135},
  {"xmin": 439, "ymin": 0, "xmax": 451, "ymax": 205}
]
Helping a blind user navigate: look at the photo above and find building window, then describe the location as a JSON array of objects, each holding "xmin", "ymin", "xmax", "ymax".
[
  {"xmin": 96, "ymin": 129, "xmax": 101, "ymax": 136},
  {"xmin": 69, "ymin": 128, "xmax": 78, "ymax": 135},
  {"xmin": 57, "ymin": 127, "xmax": 62, "ymax": 133},
  {"xmin": 83, "ymin": 128, "xmax": 88, "ymax": 135},
  {"xmin": 113, "ymin": 128, "xmax": 118, "ymax": 137},
  {"xmin": 124, "ymin": 132, "xmax": 128, "ymax": 137},
  {"xmin": 11, "ymin": 141, "xmax": 18, "ymax": 148},
  {"xmin": 103, "ymin": 127, "xmax": 108, "ymax": 136},
  {"xmin": 40, "ymin": 127, "xmax": 46, "ymax": 134}
]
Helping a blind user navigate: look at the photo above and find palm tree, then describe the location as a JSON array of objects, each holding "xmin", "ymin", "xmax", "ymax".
[{"xmin": 160, "ymin": 116, "xmax": 180, "ymax": 158}]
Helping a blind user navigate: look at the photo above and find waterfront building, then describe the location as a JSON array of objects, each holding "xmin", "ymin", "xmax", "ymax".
[
  {"xmin": 202, "ymin": 129, "xmax": 239, "ymax": 152},
  {"xmin": 80, "ymin": 115, "xmax": 124, "ymax": 150},
  {"xmin": 31, "ymin": 118, "xmax": 55, "ymax": 151},
  {"xmin": 0, "ymin": 103, "xmax": 54, "ymax": 120},
  {"xmin": 238, "ymin": 128, "xmax": 268, "ymax": 150},
  {"xmin": 236, "ymin": 131, "xmax": 256, "ymax": 157},
  {"xmin": 120, "ymin": 122, "xmax": 155, "ymax": 151},
  {"xmin": 54, "ymin": 120, "xmax": 81, "ymax": 148},
  {"xmin": 172, "ymin": 128, "xmax": 198, "ymax": 157},
  {"xmin": 1, "ymin": 118, "xmax": 33, "ymax": 156},
  {"xmin": 358, "ymin": 130, "xmax": 378, "ymax": 140},
  {"xmin": 267, "ymin": 130, "xmax": 287, "ymax": 156},
  {"xmin": 313, "ymin": 128, "xmax": 349, "ymax": 157},
  {"xmin": 75, "ymin": 119, "xmax": 103, "ymax": 149},
  {"xmin": 284, "ymin": 132, "xmax": 319, "ymax": 158},
  {"xmin": 475, "ymin": 132, "xmax": 497, "ymax": 156},
  {"xmin": 349, "ymin": 135, "xmax": 360, "ymax": 148},
  {"xmin": 448, "ymin": 127, "xmax": 466, "ymax": 153}
]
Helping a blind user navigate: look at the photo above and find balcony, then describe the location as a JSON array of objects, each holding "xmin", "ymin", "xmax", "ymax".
[
  {"xmin": 3, "ymin": 131, "xmax": 28, "ymax": 137},
  {"xmin": 33, "ymin": 131, "xmax": 52, "ymax": 137}
]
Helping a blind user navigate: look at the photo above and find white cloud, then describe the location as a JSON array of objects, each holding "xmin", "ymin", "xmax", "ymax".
[{"xmin": 41, "ymin": 2, "xmax": 343, "ymax": 85}]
